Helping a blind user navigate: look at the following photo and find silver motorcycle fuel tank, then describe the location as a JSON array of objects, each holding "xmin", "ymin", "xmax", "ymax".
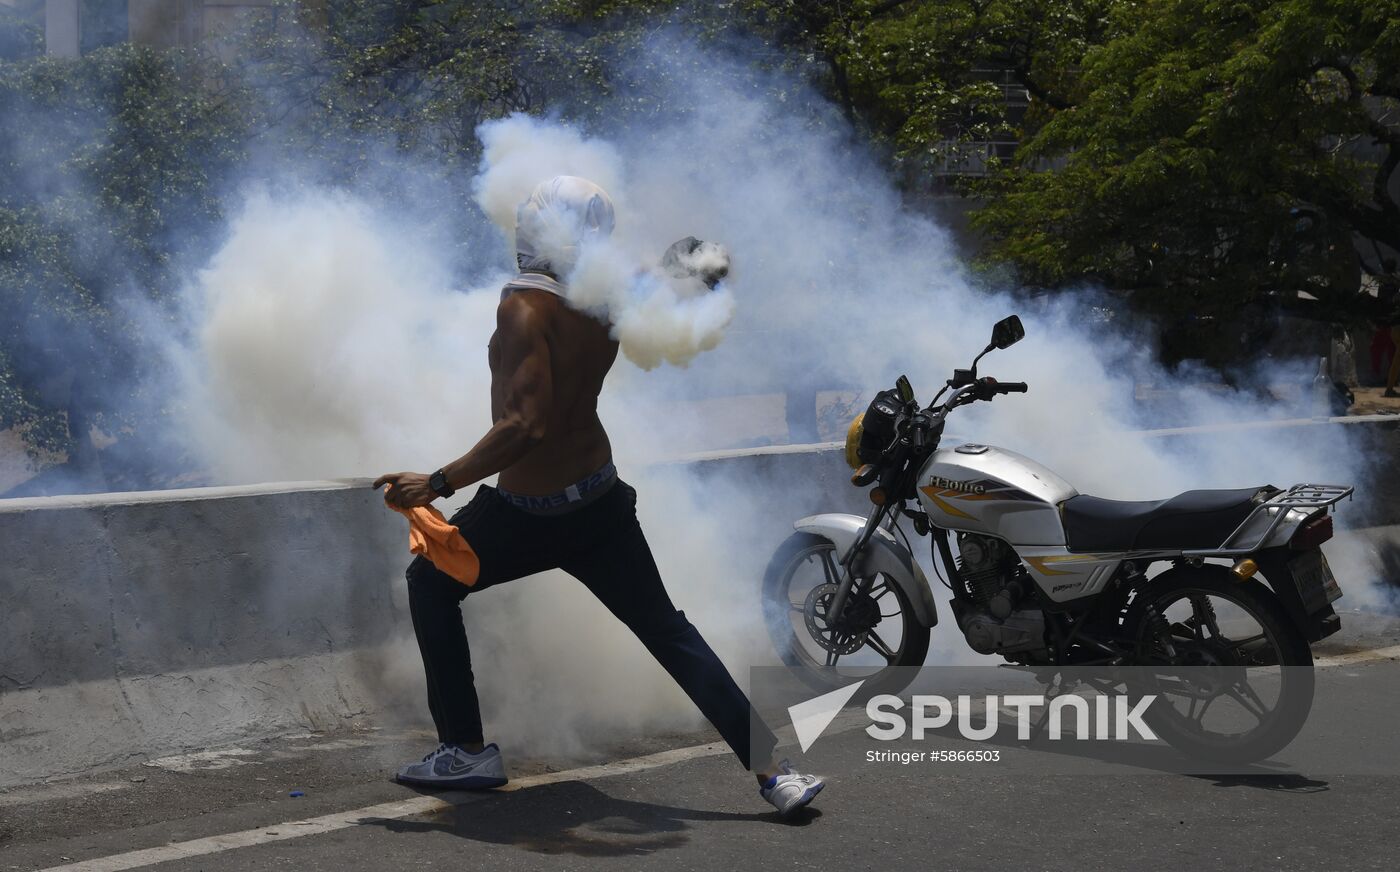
[{"xmin": 916, "ymin": 444, "xmax": 1078, "ymax": 545}]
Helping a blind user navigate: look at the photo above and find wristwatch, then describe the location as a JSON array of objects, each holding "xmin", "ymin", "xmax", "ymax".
[{"xmin": 428, "ymin": 469, "xmax": 456, "ymax": 499}]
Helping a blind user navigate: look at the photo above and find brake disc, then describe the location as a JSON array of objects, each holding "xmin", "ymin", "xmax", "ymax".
[{"xmin": 803, "ymin": 582, "xmax": 879, "ymax": 655}]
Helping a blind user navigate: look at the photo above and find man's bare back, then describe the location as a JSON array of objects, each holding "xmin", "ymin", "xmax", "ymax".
[
  {"xmin": 373, "ymin": 288, "xmax": 616, "ymax": 508},
  {"xmin": 490, "ymin": 289, "xmax": 618, "ymax": 494}
]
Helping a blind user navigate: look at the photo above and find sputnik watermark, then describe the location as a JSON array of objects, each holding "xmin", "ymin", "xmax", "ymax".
[
  {"xmin": 788, "ymin": 681, "xmax": 1157, "ymax": 752},
  {"xmin": 867, "ymin": 693, "xmax": 1157, "ymax": 742}
]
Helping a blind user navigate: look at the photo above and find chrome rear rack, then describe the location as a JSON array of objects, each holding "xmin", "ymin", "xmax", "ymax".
[{"xmin": 1184, "ymin": 483, "xmax": 1354, "ymax": 557}]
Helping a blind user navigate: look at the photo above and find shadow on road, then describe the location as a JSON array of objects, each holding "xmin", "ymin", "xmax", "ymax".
[
  {"xmin": 1194, "ymin": 773, "xmax": 1330, "ymax": 793},
  {"xmin": 361, "ymin": 780, "xmax": 820, "ymax": 857}
]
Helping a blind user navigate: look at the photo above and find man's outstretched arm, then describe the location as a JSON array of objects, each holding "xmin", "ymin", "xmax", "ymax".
[{"xmin": 375, "ymin": 297, "xmax": 552, "ymax": 508}]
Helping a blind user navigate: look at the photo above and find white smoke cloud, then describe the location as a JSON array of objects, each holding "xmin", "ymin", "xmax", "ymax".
[
  {"xmin": 471, "ymin": 113, "xmax": 737, "ymax": 369},
  {"xmin": 473, "ymin": 115, "xmax": 625, "ymax": 264},
  {"xmin": 562, "ymin": 239, "xmax": 737, "ymax": 369},
  {"xmin": 613, "ymin": 277, "xmax": 735, "ymax": 370},
  {"xmin": 169, "ymin": 37, "xmax": 1384, "ymax": 762},
  {"xmin": 178, "ymin": 189, "xmax": 501, "ymax": 483},
  {"xmin": 175, "ymin": 178, "xmax": 758, "ymax": 761}
]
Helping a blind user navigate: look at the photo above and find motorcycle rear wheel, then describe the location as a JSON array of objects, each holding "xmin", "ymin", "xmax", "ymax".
[
  {"xmin": 1123, "ymin": 566, "xmax": 1314, "ymax": 763},
  {"xmin": 762, "ymin": 532, "xmax": 930, "ymax": 699}
]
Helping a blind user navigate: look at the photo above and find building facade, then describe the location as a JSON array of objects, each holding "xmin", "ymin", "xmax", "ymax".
[{"xmin": 35, "ymin": 0, "xmax": 303, "ymax": 57}]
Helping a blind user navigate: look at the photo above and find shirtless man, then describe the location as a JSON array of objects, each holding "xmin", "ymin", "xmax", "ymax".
[{"xmin": 373, "ymin": 176, "xmax": 825, "ymax": 816}]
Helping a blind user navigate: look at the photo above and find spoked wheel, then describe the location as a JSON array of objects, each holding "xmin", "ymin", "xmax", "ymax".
[
  {"xmin": 762, "ymin": 532, "xmax": 929, "ymax": 697},
  {"xmin": 1124, "ymin": 566, "xmax": 1314, "ymax": 763}
]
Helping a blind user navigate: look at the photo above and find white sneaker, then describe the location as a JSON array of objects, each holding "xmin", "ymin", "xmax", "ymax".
[
  {"xmin": 395, "ymin": 743, "xmax": 508, "ymax": 789},
  {"xmin": 759, "ymin": 760, "xmax": 825, "ymax": 817}
]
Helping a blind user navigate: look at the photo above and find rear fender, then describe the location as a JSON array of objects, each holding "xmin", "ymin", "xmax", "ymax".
[
  {"xmin": 794, "ymin": 513, "xmax": 938, "ymax": 628},
  {"xmin": 1253, "ymin": 546, "xmax": 1341, "ymax": 642}
]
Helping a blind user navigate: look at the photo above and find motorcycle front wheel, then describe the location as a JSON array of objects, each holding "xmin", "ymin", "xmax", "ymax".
[
  {"xmin": 1123, "ymin": 565, "xmax": 1314, "ymax": 763},
  {"xmin": 762, "ymin": 532, "xmax": 930, "ymax": 698}
]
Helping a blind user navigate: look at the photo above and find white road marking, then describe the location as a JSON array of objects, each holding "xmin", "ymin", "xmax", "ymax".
[
  {"xmin": 32, "ymin": 644, "xmax": 1400, "ymax": 871},
  {"xmin": 35, "ymin": 742, "xmax": 733, "ymax": 872},
  {"xmin": 0, "ymin": 781, "xmax": 130, "ymax": 808}
]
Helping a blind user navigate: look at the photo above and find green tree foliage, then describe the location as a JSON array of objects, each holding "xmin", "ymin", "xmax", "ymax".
[
  {"xmin": 240, "ymin": 0, "xmax": 1105, "ymax": 176},
  {"xmin": 239, "ymin": 0, "xmax": 725, "ymax": 167},
  {"xmin": 729, "ymin": 1, "xmax": 1119, "ymax": 176},
  {"xmin": 974, "ymin": 0, "xmax": 1400, "ymax": 321},
  {"xmin": 0, "ymin": 44, "xmax": 251, "ymax": 481},
  {"xmin": 2, "ymin": 0, "xmax": 1393, "ymax": 490}
]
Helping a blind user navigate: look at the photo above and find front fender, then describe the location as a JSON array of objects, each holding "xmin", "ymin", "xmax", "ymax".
[{"xmin": 794, "ymin": 513, "xmax": 939, "ymax": 629}]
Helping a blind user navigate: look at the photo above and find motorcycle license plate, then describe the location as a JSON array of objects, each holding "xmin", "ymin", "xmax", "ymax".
[{"xmin": 1290, "ymin": 550, "xmax": 1342, "ymax": 609}]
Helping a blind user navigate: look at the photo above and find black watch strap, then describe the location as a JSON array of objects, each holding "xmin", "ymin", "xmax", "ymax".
[{"xmin": 428, "ymin": 469, "xmax": 456, "ymax": 499}]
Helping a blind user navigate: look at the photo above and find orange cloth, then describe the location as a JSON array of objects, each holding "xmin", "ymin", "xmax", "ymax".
[{"xmin": 386, "ymin": 499, "xmax": 480, "ymax": 587}]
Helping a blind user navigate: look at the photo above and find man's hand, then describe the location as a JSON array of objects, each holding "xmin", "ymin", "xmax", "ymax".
[
  {"xmin": 373, "ymin": 472, "xmax": 436, "ymax": 509},
  {"xmin": 660, "ymin": 236, "xmax": 730, "ymax": 289}
]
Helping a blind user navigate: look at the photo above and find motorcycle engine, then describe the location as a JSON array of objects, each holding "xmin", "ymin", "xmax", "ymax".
[{"xmin": 953, "ymin": 533, "xmax": 1047, "ymax": 659}]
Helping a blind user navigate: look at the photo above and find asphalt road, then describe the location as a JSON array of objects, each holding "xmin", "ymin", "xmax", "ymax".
[{"xmin": 4, "ymin": 613, "xmax": 1400, "ymax": 872}]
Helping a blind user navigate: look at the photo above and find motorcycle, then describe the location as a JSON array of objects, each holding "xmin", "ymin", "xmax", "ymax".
[{"xmin": 762, "ymin": 316, "xmax": 1352, "ymax": 761}]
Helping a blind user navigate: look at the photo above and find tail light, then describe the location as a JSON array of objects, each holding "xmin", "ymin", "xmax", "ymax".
[{"xmin": 1290, "ymin": 513, "xmax": 1333, "ymax": 549}]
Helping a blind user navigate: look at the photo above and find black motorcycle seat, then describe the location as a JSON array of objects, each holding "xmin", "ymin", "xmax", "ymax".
[{"xmin": 1060, "ymin": 487, "xmax": 1268, "ymax": 552}]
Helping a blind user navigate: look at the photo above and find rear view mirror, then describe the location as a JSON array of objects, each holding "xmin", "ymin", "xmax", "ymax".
[{"xmin": 990, "ymin": 315, "xmax": 1025, "ymax": 350}]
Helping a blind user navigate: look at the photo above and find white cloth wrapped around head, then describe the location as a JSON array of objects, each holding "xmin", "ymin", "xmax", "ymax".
[{"xmin": 514, "ymin": 175, "xmax": 615, "ymax": 277}]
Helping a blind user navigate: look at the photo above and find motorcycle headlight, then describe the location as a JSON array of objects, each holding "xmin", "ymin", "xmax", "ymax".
[{"xmin": 844, "ymin": 412, "xmax": 865, "ymax": 470}]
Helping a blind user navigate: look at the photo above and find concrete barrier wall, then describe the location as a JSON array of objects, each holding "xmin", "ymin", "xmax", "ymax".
[
  {"xmin": 0, "ymin": 482, "xmax": 412, "ymax": 785},
  {"xmin": 2, "ymin": 417, "xmax": 1397, "ymax": 786}
]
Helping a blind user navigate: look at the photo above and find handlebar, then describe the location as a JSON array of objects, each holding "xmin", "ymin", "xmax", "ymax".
[
  {"xmin": 934, "ymin": 377, "xmax": 1030, "ymax": 412},
  {"xmin": 857, "ymin": 375, "xmax": 1028, "ymax": 499},
  {"xmin": 872, "ymin": 376, "xmax": 1032, "ymax": 466}
]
